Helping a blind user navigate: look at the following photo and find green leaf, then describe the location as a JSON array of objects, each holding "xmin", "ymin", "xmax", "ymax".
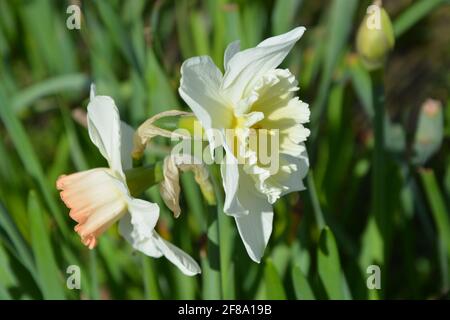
[
  {"xmin": 190, "ymin": 11, "xmax": 210, "ymax": 56},
  {"xmin": 292, "ymin": 264, "xmax": 315, "ymax": 300},
  {"xmin": 175, "ymin": 0, "xmax": 195, "ymax": 59},
  {"xmin": 0, "ymin": 243, "xmax": 18, "ymax": 299},
  {"xmin": 0, "ymin": 202, "xmax": 36, "ymax": 275},
  {"xmin": 359, "ymin": 217, "xmax": 383, "ymax": 270},
  {"xmin": 146, "ymin": 49, "xmax": 178, "ymax": 115},
  {"xmin": 207, "ymin": 0, "xmax": 227, "ymax": 66},
  {"xmin": 0, "ymin": 86, "xmax": 70, "ymax": 236},
  {"xmin": 12, "ymin": 73, "xmax": 88, "ymax": 115},
  {"xmin": 394, "ymin": 0, "xmax": 446, "ymax": 37},
  {"xmin": 317, "ymin": 227, "xmax": 346, "ymax": 300},
  {"xmin": 19, "ymin": 0, "xmax": 75, "ymax": 75},
  {"xmin": 272, "ymin": 0, "xmax": 303, "ymax": 36},
  {"xmin": 0, "ymin": 1, "xmax": 16, "ymax": 41},
  {"xmin": 94, "ymin": 0, "xmax": 143, "ymax": 74},
  {"xmin": 348, "ymin": 58, "xmax": 373, "ymax": 118},
  {"xmin": 47, "ymin": 135, "xmax": 70, "ymax": 186},
  {"xmin": 419, "ymin": 169, "xmax": 450, "ymax": 292},
  {"xmin": 223, "ymin": 4, "xmax": 244, "ymax": 47},
  {"xmin": 264, "ymin": 259, "xmax": 286, "ymax": 300},
  {"xmin": 310, "ymin": 0, "xmax": 358, "ymax": 141},
  {"xmin": 28, "ymin": 191, "xmax": 66, "ymax": 299},
  {"xmin": 241, "ymin": 2, "xmax": 266, "ymax": 48},
  {"xmin": 270, "ymin": 244, "xmax": 291, "ymax": 278},
  {"xmin": 60, "ymin": 105, "xmax": 89, "ymax": 171},
  {"xmin": 445, "ymin": 100, "xmax": 450, "ymax": 138},
  {"xmin": 141, "ymin": 254, "xmax": 161, "ymax": 300},
  {"xmin": 349, "ymin": 59, "xmax": 406, "ymax": 154},
  {"xmin": 88, "ymin": 250, "xmax": 100, "ymax": 300}
]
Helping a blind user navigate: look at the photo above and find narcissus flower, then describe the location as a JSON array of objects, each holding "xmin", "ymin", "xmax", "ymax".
[
  {"xmin": 56, "ymin": 87, "xmax": 200, "ymax": 276},
  {"xmin": 179, "ymin": 27, "xmax": 310, "ymax": 262}
]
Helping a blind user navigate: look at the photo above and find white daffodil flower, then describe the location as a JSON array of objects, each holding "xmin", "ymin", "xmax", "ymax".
[
  {"xmin": 56, "ymin": 86, "xmax": 200, "ymax": 276},
  {"xmin": 179, "ymin": 27, "xmax": 310, "ymax": 262}
]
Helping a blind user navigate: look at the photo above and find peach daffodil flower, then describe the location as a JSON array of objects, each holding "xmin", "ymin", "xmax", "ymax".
[{"xmin": 56, "ymin": 86, "xmax": 200, "ymax": 276}]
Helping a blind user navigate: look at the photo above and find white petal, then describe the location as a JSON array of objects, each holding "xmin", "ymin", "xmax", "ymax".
[
  {"xmin": 118, "ymin": 199, "xmax": 161, "ymax": 257},
  {"xmin": 222, "ymin": 27, "xmax": 306, "ymax": 103},
  {"xmin": 179, "ymin": 56, "xmax": 233, "ymax": 132},
  {"xmin": 119, "ymin": 214, "xmax": 201, "ymax": 275},
  {"xmin": 257, "ymin": 151, "xmax": 309, "ymax": 203},
  {"xmin": 240, "ymin": 111, "xmax": 264, "ymax": 127},
  {"xmin": 227, "ymin": 166, "xmax": 274, "ymax": 262},
  {"xmin": 277, "ymin": 151, "xmax": 309, "ymax": 197},
  {"xmin": 152, "ymin": 232, "xmax": 201, "ymax": 276},
  {"xmin": 221, "ymin": 150, "xmax": 247, "ymax": 216},
  {"xmin": 87, "ymin": 95, "xmax": 123, "ymax": 174},
  {"xmin": 120, "ymin": 121, "xmax": 135, "ymax": 171},
  {"xmin": 118, "ymin": 214, "xmax": 162, "ymax": 258},
  {"xmin": 224, "ymin": 40, "xmax": 240, "ymax": 72},
  {"xmin": 128, "ymin": 198, "xmax": 159, "ymax": 240},
  {"xmin": 234, "ymin": 203, "xmax": 273, "ymax": 263}
]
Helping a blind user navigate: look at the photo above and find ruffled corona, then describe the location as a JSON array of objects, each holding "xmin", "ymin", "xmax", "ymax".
[{"xmin": 229, "ymin": 68, "xmax": 310, "ymax": 204}]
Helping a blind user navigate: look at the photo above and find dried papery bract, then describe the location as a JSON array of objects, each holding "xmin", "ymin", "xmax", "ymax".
[
  {"xmin": 132, "ymin": 110, "xmax": 194, "ymax": 160},
  {"xmin": 160, "ymin": 154, "xmax": 215, "ymax": 218}
]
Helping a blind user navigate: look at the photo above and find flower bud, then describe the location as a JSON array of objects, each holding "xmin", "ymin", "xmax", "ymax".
[
  {"xmin": 413, "ymin": 99, "xmax": 444, "ymax": 165},
  {"xmin": 356, "ymin": 2, "xmax": 395, "ymax": 70}
]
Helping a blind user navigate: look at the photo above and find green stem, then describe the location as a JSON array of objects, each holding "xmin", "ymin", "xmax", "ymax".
[
  {"xmin": 202, "ymin": 204, "xmax": 221, "ymax": 299},
  {"xmin": 371, "ymin": 69, "xmax": 387, "ymax": 233},
  {"xmin": 371, "ymin": 68, "xmax": 389, "ymax": 298},
  {"xmin": 207, "ymin": 164, "xmax": 235, "ymax": 299},
  {"xmin": 125, "ymin": 162, "xmax": 164, "ymax": 197},
  {"xmin": 217, "ymin": 192, "xmax": 235, "ymax": 299}
]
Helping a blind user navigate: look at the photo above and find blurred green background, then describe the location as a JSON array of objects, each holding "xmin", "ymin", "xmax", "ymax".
[{"xmin": 0, "ymin": 0, "xmax": 449, "ymax": 300}]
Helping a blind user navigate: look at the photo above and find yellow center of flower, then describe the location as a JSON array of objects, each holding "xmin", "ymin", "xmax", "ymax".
[{"xmin": 230, "ymin": 114, "xmax": 247, "ymax": 129}]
